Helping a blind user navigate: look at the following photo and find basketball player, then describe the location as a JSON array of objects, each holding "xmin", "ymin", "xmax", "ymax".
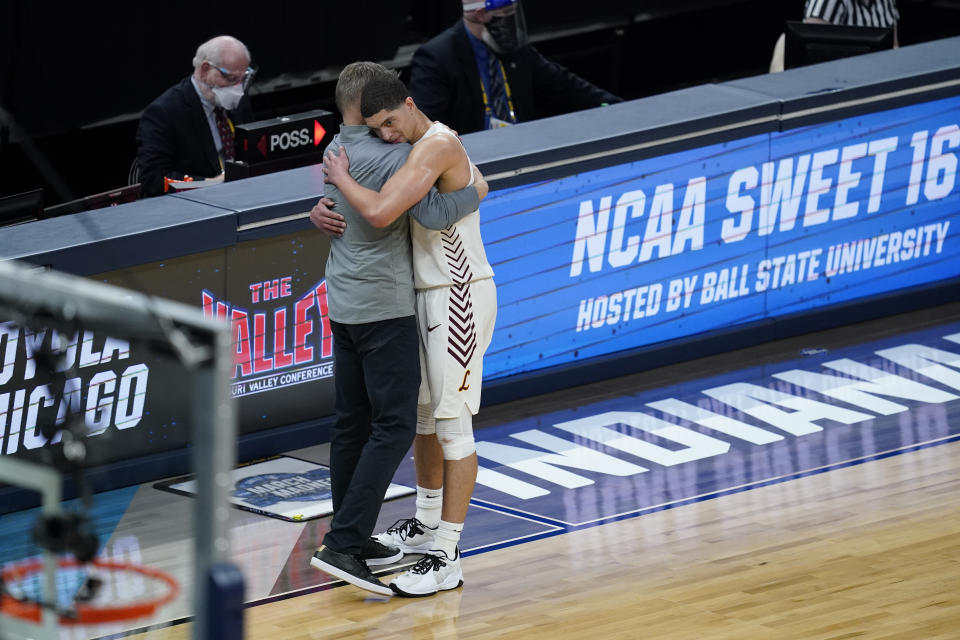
[
  {"xmin": 308, "ymin": 62, "xmax": 486, "ymax": 598},
  {"xmin": 322, "ymin": 73, "xmax": 497, "ymax": 597}
]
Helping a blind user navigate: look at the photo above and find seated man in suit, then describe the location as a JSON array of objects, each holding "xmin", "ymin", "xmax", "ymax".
[
  {"xmin": 408, "ymin": 0, "xmax": 622, "ymax": 134},
  {"xmin": 136, "ymin": 35, "xmax": 256, "ymax": 197}
]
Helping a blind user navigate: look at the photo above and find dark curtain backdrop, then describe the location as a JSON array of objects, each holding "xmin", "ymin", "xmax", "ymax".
[{"xmin": 0, "ymin": 2, "xmax": 413, "ymax": 138}]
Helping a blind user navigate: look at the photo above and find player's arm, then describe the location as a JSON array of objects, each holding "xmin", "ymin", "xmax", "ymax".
[
  {"xmin": 406, "ymin": 160, "xmax": 488, "ymax": 228},
  {"xmin": 408, "ymin": 182, "xmax": 482, "ymax": 230},
  {"xmin": 323, "ymin": 136, "xmax": 476, "ymax": 228},
  {"xmin": 310, "ymin": 172, "xmax": 483, "ymax": 236}
]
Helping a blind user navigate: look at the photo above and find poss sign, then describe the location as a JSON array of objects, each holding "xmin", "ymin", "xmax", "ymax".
[{"xmin": 234, "ymin": 109, "xmax": 337, "ymax": 163}]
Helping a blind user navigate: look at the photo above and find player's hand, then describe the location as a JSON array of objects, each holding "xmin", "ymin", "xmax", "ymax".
[
  {"xmin": 472, "ymin": 164, "xmax": 489, "ymax": 201},
  {"xmin": 310, "ymin": 197, "xmax": 346, "ymax": 237},
  {"xmin": 322, "ymin": 146, "xmax": 351, "ymax": 186}
]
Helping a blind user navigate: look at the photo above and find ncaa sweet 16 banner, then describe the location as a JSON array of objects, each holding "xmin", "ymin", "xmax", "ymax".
[
  {"xmin": 1, "ymin": 94, "xmax": 958, "ymax": 471},
  {"xmin": 480, "ymin": 94, "xmax": 960, "ymax": 380}
]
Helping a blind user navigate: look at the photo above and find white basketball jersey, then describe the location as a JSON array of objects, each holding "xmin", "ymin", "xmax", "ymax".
[{"xmin": 410, "ymin": 122, "xmax": 494, "ymax": 290}]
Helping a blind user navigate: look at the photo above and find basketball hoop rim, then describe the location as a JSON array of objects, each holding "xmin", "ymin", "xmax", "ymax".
[{"xmin": 1, "ymin": 558, "xmax": 180, "ymax": 626}]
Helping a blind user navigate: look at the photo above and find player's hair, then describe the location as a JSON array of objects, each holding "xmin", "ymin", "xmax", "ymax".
[
  {"xmin": 335, "ymin": 61, "xmax": 394, "ymax": 114},
  {"xmin": 360, "ymin": 74, "xmax": 410, "ymax": 119}
]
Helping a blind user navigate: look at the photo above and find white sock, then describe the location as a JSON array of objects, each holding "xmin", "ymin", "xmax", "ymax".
[
  {"xmin": 415, "ymin": 485, "xmax": 442, "ymax": 529},
  {"xmin": 435, "ymin": 519, "xmax": 463, "ymax": 558}
]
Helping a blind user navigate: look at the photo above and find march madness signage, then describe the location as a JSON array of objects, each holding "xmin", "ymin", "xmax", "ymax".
[{"xmin": 480, "ymin": 94, "xmax": 960, "ymax": 380}]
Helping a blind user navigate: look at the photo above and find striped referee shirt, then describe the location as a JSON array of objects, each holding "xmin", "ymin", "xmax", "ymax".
[{"xmin": 804, "ymin": 0, "xmax": 899, "ymax": 28}]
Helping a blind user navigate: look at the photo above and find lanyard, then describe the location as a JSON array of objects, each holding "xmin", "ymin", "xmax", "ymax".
[{"xmin": 479, "ymin": 58, "xmax": 517, "ymax": 127}]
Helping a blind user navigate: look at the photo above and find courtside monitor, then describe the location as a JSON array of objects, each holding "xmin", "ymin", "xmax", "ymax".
[
  {"xmin": 0, "ymin": 189, "xmax": 43, "ymax": 228},
  {"xmin": 225, "ymin": 109, "xmax": 338, "ymax": 181},
  {"xmin": 784, "ymin": 21, "xmax": 893, "ymax": 69},
  {"xmin": 42, "ymin": 183, "xmax": 141, "ymax": 218}
]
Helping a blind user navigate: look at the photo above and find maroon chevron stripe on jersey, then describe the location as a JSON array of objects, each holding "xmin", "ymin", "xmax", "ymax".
[
  {"xmin": 448, "ymin": 283, "xmax": 478, "ymax": 367},
  {"xmin": 442, "ymin": 228, "xmax": 473, "ymax": 285},
  {"xmin": 442, "ymin": 227, "xmax": 478, "ymax": 368}
]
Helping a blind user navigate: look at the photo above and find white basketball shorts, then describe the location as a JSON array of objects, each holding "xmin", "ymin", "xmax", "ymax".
[{"xmin": 416, "ymin": 278, "xmax": 497, "ymax": 418}]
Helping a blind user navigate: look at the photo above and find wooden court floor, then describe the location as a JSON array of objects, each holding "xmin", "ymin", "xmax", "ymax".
[
  {"xmin": 127, "ymin": 304, "xmax": 960, "ymax": 640},
  {"xmin": 130, "ymin": 438, "xmax": 960, "ymax": 640},
  {"xmin": 3, "ymin": 305, "xmax": 958, "ymax": 640}
]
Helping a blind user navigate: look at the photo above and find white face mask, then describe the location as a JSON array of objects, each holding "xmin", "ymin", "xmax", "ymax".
[{"xmin": 211, "ymin": 83, "xmax": 244, "ymax": 111}]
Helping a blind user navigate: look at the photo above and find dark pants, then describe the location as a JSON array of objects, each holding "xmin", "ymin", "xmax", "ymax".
[{"xmin": 322, "ymin": 315, "xmax": 419, "ymax": 554}]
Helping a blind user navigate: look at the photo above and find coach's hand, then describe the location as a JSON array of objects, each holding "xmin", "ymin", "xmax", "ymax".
[
  {"xmin": 310, "ymin": 197, "xmax": 346, "ymax": 237},
  {"xmin": 472, "ymin": 164, "xmax": 489, "ymax": 201}
]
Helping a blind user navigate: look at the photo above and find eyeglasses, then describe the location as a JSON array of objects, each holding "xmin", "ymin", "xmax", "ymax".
[{"xmin": 207, "ymin": 62, "xmax": 257, "ymax": 89}]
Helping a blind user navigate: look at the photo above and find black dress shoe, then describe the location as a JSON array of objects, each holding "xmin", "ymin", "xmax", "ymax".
[{"xmin": 310, "ymin": 545, "xmax": 392, "ymax": 596}]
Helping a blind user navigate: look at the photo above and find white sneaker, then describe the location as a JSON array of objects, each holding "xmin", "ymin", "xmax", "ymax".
[
  {"xmin": 374, "ymin": 517, "xmax": 437, "ymax": 554},
  {"xmin": 390, "ymin": 548, "xmax": 463, "ymax": 597}
]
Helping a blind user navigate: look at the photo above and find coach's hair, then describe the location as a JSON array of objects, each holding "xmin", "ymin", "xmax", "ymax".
[
  {"xmin": 360, "ymin": 74, "xmax": 410, "ymax": 119},
  {"xmin": 335, "ymin": 61, "xmax": 394, "ymax": 114}
]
